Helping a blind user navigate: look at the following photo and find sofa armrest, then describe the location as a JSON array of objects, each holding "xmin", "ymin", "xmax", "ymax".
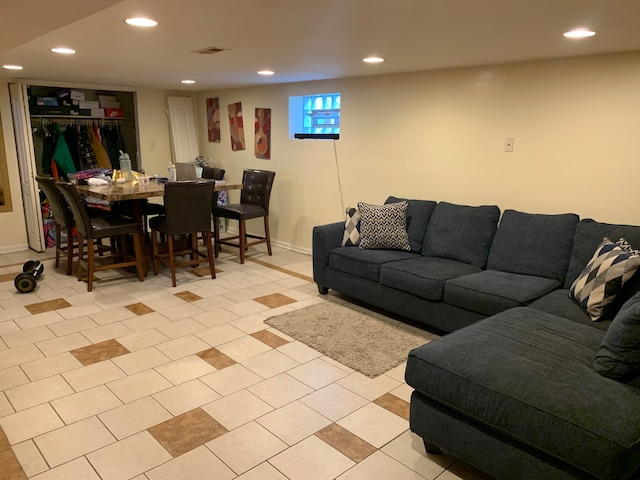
[{"xmin": 313, "ymin": 221, "xmax": 344, "ymax": 292}]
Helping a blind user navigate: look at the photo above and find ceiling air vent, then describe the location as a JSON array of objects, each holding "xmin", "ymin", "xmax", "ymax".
[{"xmin": 193, "ymin": 47, "xmax": 229, "ymax": 55}]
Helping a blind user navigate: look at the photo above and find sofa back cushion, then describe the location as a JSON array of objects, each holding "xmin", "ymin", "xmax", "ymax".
[
  {"xmin": 487, "ymin": 210, "xmax": 579, "ymax": 282},
  {"xmin": 421, "ymin": 202, "xmax": 500, "ymax": 268},
  {"xmin": 384, "ymin": 196, "xmax": 437, "ymax": 253},
  {"xmin": 565, "ymin": 218, "xmax": 640, "ymax": 289}
]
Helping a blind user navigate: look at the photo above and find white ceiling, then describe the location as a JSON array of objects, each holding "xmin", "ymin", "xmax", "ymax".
[{"xmin": 2, "ymin": 0, "xmax": 640, "ymax": 91}]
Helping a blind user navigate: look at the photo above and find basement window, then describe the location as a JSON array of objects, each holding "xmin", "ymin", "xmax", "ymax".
[{"xmin": 289, "ymin": 92, "xmax": 340, "ymax": 140}]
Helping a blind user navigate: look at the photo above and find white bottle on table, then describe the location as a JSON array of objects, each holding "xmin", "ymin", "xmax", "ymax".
[
  {"xmin": 168, "ymin": 162, "xmax": 177, "ymax": 182},
  {"xmin": 120, "ymin": 151, "xmax": 133, "ymax": 182}
]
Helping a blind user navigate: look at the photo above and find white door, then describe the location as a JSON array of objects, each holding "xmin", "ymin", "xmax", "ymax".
[
  {"xmin": 9, "ymin": 83, "xmax": 45, "ymax": 252},
  {"xmin": 167, "ymin": 96, "xmax": 199, "ymax": 164}
]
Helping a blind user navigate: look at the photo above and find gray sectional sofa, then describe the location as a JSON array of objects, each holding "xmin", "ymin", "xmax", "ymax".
[{"xmin": 312, "ymin": 197, "xmax": 640, "ymax": 480}]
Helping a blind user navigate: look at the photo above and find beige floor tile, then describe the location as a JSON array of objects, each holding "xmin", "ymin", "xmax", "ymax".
[
  {"xmin": 231, "ymin": 314, "xmax": 272, "ymax": 334},
  {"xmin": 247, "ymin": 373, "xmax": 314, "ymax": 408},
  {"xmin": 121, "ymin": 312, "xmax": 171, "ymax": 332},
  {"xmin": 0, "ymin": 392, "xmax": 13, "ymax": 417},
  {"xmin": 98, "ymin": 397, "xmax": 172, "ymax": 440},
  {"xmin": 47, "ymin": 316, "xmax": 98, "ymax": 337},
  {"xmin": 6, "ymin": 375, "xmax": 74, "ymax": 412},
  {"xmin": 108, "ymin": 369, "xmax": 173, "ymax": 404},
  {"xmin": 337, "ymin": 372, "xmax": 402, "ymax": 401},
  {"xmin": 154, "ymin": 355, "xmax": 217, "ymax": 385},
  {"xmin": 381, "ymin": 431, "xmax": 456, "ymax": 480},
  {"xmin": 202, "ymin": 389, "xmax": 273, "ymax": 430},
  {"xmin": 0, "ymin": 344, "xmax": 43, "ymax": 369},
  {"xmin": 12, "ymin": 439, "xmax": 48, "ymax": 477},
  {"xmin": 200, "ymin": 364, "xmax": 262, "ymax": 396},
  {"xmin": 269, "ymin": 435, "xmax": 355, "ymax": 480},
  {"xmin": 34, "ymin": 416, "xmax": 115, "ymax": 467},
  {"xmin": 224, "ymin": 299, "xmax": 271, "ymax": 317},
  {"xmin": 0, "ymin": 319, "xmax": 20, "ymax": 336},
  {"xmin": 155, "ymin": 334, "xmax": 211, "ymax": 360},
  {"xmin": 21, "ymin": 352, "xmax": 82, "ymax": 382},
  {"xmin": 51, "ymin": 385, "xmax": 122, "ymax": 424},
  {"xmin": 191, "ymin": 304, "xmax": 239, "ymax": 327},
  {"xmin": 82, "ymin": 322, "xmax": 134, "ymax": 344},
  {"xmin": 337, "ymin": 450, "xmax": 425, "ymax": 479},
  {"xmin": 0, "ymin": 404, "xmax": 64, "ymax": 444},
  {"xmin": 152, "ymin": 379, "xmax": 220, "ymax": 416},
  {"xmin": 116, "ymin": 328, "xmax": 171, "ymax": 352},
  {"xmin": 235, "ymin": 461, "xmax": 289, "ymax": 479},
  {"xmin": 257, "ymin": 400, "xmax": 331, "ymax": 446},
  {"xmin": 146, "ymin": 445, "xmax": 235, "ymax": 480},
  {"xmin": 2, "ymin": 325, "xmax": 55, "ymax": 348},
  {"xmin": 300, "ymin": 383, "xmax": 369, "ymax": 422},
  {"xmin": 207, "ymin": 421, "xmax": 287, "ymax": 475},
  {"xmin": 35, "ymin": 333, "xmax": 91, "ymax": 357},
  {"xmin": 287, "ymin": 357, "xmax": 351, "ymax": 389},
  {"xmin": 215, "ymin": 335, "xmax": 272, "ymax": 362},
  {"xmin": 157, "ymin": 303, "xmax": 205, "ymax": 322},
  {"xmin": 194, "ymin": 323, "xmax": 246, "ymax": 347},
  {"xmin": 30, "ymin": 457, "xmax": 101, "ymax": 480},
  {"xmin": 156, "ymin": 318, "xmax": 207, "ymax": 339},
  {"xmin": 87, "ymin": 431, "xmax": 172, "ymax": 480},
  {"xmin": 338, "ymin": 403, "xmax": 409, "ymax": 449},
  {"xmin": 276, "ymin": 340, "xmax": 323, "ymax": 363},
  {"xmin": 62, "ymin": 360, "xmax": 126, "ymax": 391},
  {"xmin": 390, "ymin": 382, "xmax": 414, "ymax": 403},
  {"xmin": 111, "ymin": 347, "xmax": 171, "ymax": 375},
  {"xmin": 241, "ymin": 349, "xmax": 300, "ymax": 379},
  {"xmin": 147, "ymin": 408, "xmax": 227, "ymax": 457},
  {"xmin": 57, "ymin": 303, "xmax": 104, "ymax": 320},
  {"xmin": 0, "ymin": 366, "xmax": 29, "ymax": 391}
]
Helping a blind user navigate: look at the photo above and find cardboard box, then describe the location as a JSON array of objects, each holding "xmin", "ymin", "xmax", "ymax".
[
  {"xmin": 79, "ymin": 100, "xmax": 99, "ymax": 109},
  {"xmin": 56, "ymin": 89, "xmax": 85, "ymax": 101},
  {"xmin": 36, "ymin": 97, "xmax": 58, "ymax": 106},
  {"xmin": 104, "ymin": 107, "xmax": 124, "ymax": 118},
  {"xmin": 98, "ymin": 95, "xmax": 117, "ymax": 104},
  {"xmin": 100, "ymin": 100, "xmax": 121, "ymax": 109},
  {"xmin": 91, "ymin": 108, "xmax": 105, "ymax": 118},
  {"xmin": 31, "ymin": 105, "xmax": 72, "ymax": 116}
]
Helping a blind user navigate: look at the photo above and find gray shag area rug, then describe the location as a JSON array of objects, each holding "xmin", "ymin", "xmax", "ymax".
[{"xmin": 265, "ymin": 301, "xmax": 438, "ymax": 378}]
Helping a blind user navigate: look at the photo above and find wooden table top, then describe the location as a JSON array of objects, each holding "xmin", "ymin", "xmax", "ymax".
[{"xmin": 77, "ymin": 181, "xmax": 242, "ymax": 201}]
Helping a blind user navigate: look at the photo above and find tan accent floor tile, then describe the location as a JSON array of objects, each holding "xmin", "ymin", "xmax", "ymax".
[
  {"xmin": 24, "ymin": 298, "xmax": 71, "ymax": 315},
  {"xmin": 148, "ymin": 408, "xmax": 228, "ymax": 457},
  {"xmin": 189, "ymin": 266, "xmax": 221, "ymax": 277},
  {"xmin": 0, "ymin": 426, "xmax": 10, "ymax": 451},
  {"xmin": 253, "ymin": 293, "xmax": 296, "ymax": 308},
  {"xmin": 251, "ymin": 329, "xmax": 289, "ymax": 348},
  {"xmin": 126, "ymin": 303, "xmax": 155, "ymax": 316},
  {"xmin": 0, "ymin": 448, "xmax": 27, "ymax": 480},
  {"xmin": 174, "ymin": 291, "xmax": 203, "ymax": 302},
  {"xmin": 373, "ymin": 392, "xmax": 410, "ymax": 420},
  {"xmin": 0, "ymin": 273, "xmax": 15, "ymax": 283},
  {"xmin": 315, "ymin": 423, "xmax": 376, "ymax": 463},
  {"xmin": 197, "ymin": 347, "xmax": 236, "ymax": 369},
  {"xmin": 70, "ymin": 339, "xmax": 130, "ymax": 366},
  {"xmin": 248, "ymin": 258, "xmax": 314, "ymax": 283}
]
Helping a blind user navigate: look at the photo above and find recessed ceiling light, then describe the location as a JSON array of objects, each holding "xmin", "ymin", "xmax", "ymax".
[
  {"xmin": 181, "ymin": 79, "xmax": 195, "ymax": 84},
  {"xmin": 257, "ymin": 70, "xmax": 274, "ymax": 76},
  {"xmin": 363, "ymin": 56, "xmax": 384, "ymax": 63},
  {"xmin": 125, "ymin": 17, "xmax": 158, "ymax": 27},
  {"xmin": 51, "ymin": 47, "xmax": 76, "ymax": 54},
  {"xmin": 563, "ymin": 29, "xmax": 596, "ymax": 38},
  {"xmin": 3, "ymin": 65, "xmax": 23, "ymax": 70}
]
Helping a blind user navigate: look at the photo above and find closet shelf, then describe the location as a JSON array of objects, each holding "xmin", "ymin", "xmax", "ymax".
[{"xmin": 30, "ymin": 115, "xmax": 125, "ymax": 121}]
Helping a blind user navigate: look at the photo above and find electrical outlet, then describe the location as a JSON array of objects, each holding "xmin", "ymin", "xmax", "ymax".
[{"xmin": 504, "ymin": 137, "xmax": 514, "ymax": 152}]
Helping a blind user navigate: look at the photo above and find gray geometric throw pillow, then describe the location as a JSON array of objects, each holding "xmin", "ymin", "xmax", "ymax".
[
  {"xmin": 357, "ymin": 201, "xmax": 411, "ymax": 251},
  {"xmin": 341, "ymin": 207, "xmax": 361, "ymax": 247},
  {"xmin": 569, "ymin": 237, "xmax": 640, "ymax": 321}
]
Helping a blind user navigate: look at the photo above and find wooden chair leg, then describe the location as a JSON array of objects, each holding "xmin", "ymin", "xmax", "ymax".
[
  {"xmin": 86, "ymin": 240, "xmax": 95, "ymax": 292},
  {"xmin": 168, "ymin": 235, "xmax": 177, "ymax": 287},
  {"xmin": 54, "ymin": 224, "xmax": 62, "ymax": 269},
  {"xmin": 239, "ymin": 220, "xmax": 246, "ymax": 264},
  {"xmin": 264, "ymin": 215, "xmax": 272, "ymax": 256},
  {"xmin": 77, "ymin": 233, "xmax": 85, "ymax": 282},
  {"xmin": 151, "ymin": 229, "xmax": 159, "ymax": 276},
  {"xmin": 213, "ymin": 216, "xmax": 220, "ymax": 257},
  {"xmin": 133, "ymin": 232, "xmax": 145, "ymax": 282},
  {"xmin": 205, "ymin": 231, "xmax": 216, "ymax": 279}
]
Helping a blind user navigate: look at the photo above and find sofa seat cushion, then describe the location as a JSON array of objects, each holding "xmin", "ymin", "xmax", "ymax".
[
  {"xmin": 379, "ymin": 257, "xmax": 482, "ymax": 301},
  {"xmin": 328, "ymin": 247, "xmax": 419, "ymax": 282},
  {"xmin": 487, "ymin": 209, "xmax": 579, "ymax": 282},
  {"xmin": 444, "ymin": 270, "xmax": 560, "ymax": 316},
  {"xmin": 528, "ymin": 289, "xmax": 611, "ymax": 331},
  {"xmin": 405, "ymin": 308, "xmax": 640, "ymax": 480},
  {"xmin": 421, "ymin": 202, "xmax": 500, "ymax": 268}
]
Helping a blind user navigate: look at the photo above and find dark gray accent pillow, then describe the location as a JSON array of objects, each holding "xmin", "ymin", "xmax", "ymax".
[
  {"xmin": 593, "ymin": 292, "xmax": 640, "ymax": 382},
  {"xmin": 487, "ymin": 210, "xmax": 579, "ymax": 282},
  {"xmin": 385, "ymin": 196, "xmax": 437, "ymax": 253},
  {"xmin": 421, "ymin": 202, "xmax": 500, "ymax": 268}
]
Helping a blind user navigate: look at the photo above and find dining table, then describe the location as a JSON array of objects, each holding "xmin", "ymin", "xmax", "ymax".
[{"xmin": 77, "ymin": 179, "xmax": 242, "ymax": 275}]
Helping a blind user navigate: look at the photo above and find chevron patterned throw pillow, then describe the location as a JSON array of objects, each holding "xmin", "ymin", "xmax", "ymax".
[
  {"xmin": 357, "ymin": 201, "xmax": 411, "ymax": 251},
  {"xmin": 570, "ymin": 237, "xmax": 640, "ymax": 321}
]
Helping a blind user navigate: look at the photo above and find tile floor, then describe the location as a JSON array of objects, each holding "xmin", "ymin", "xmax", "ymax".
[{"xmin": 0, "ymin": 245, "xmax": 494, "ymax": 480}]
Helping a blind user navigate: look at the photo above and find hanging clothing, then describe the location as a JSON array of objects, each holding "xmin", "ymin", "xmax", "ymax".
[
  {"xmin": 106, "ymin": 124, "xmax": 126, "ymax": 169},
  {"xmin": 79, "ymin": 125, "xmax": 98, "ymax": 169},
  {"xmin": 51, "ymin": 123, "xmax": 76, "ymax": 178},
  {"xmin": 63, "ymin": 124, "xmax": 83, "ymax": 172},
  {"xmin": 88, "ymin": 124, "xmax": 111, "ymax": 169}
]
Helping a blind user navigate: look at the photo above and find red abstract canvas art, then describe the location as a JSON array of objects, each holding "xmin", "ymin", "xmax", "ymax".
[
  {"xmin": 227, "ymin": 102, "xmax": 245, "ymax": 151},
  {"xmin": 254, "ymin": 108, "xmax": 271, "ymax": 159},
  {"xmin": 206, "ymin": 97, "xmax": 221, "ymax": 143}
]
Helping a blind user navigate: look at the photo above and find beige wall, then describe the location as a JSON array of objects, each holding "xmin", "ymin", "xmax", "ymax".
[{"xmin": 196, "ymin": 51, "xmax": 640, "ymax": 252}]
